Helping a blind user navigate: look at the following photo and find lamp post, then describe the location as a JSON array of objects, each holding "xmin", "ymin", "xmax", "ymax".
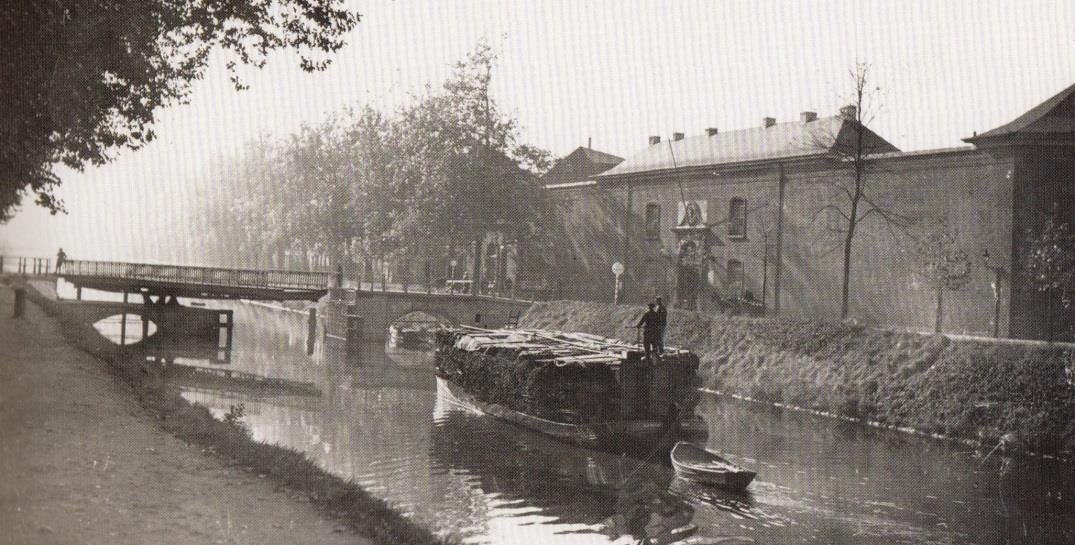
[{"xmin": 612, "ymin": 262, "xmax": 625, "ymax": 304}]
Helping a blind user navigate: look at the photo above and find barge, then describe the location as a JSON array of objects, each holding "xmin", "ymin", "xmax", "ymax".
[{"xmin": 434, "ymin": 326, "xmax": 706, "ymax": 454}]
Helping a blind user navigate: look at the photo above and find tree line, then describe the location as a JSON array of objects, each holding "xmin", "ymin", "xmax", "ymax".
[{"xmin": 182, "ymin": 44, "xmax": 555, "ymax": 293}]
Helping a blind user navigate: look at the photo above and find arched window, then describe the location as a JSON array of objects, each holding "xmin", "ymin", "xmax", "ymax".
[
  {"xmin": 729, "ymin": 198, "xmax": 747, "ymax": 238},
  {"xmin": 727, "ymin": 259, "xmax": 744, "ymax": 297},
  {"xmin": 644, "ymin": 203, "xmax": 661, "ymax": 240}
]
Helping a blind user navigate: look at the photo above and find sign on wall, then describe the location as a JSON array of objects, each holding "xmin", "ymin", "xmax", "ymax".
[{"xmin": 677, "ymin": 200, "xmax": 708, "ymax": 227}]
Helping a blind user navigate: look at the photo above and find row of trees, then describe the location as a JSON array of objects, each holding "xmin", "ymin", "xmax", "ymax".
[{"xmin": 185, "ymin": 44, "xmax": 553, "ymax": 292}]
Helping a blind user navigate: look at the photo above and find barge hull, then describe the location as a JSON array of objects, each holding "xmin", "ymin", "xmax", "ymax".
[{"xmin": 436, "ymin": 376, "xmax": 705, "ymax": 455}]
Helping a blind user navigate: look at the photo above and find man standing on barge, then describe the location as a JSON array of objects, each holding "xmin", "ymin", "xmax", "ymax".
[
  {"xmin": 636, "ymin": 303, "xmax": 661, "ymax": 359},
  {"xmin": 654, "ymin": 295, "xmax": 667, "ymax": 354}
]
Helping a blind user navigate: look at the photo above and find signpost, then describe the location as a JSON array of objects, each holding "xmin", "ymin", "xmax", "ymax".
[{"xmin": 612, "ymin": 262, "xmax": 624, "ymax": 305}]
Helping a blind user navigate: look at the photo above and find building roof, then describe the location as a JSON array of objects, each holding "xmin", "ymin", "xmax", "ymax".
[
  {"xmin": 576, "ymin": 146, "xmax": 625, "ymax": 166},
  {"xmin": 965, "ymin": 82, "xmax": 1075, "ymax": 145},
  {"xmin": 540, "ymin": 146, "xmax": 624, "ymax": 186},
  {"xmin": 597, "ymin": 116, "xmax": 899, "ymax": 179}
]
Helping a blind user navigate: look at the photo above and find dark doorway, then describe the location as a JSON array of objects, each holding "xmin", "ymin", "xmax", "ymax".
[{"xmin": 676, "ymin": 265, "xmax": 699, "ymax": 310}]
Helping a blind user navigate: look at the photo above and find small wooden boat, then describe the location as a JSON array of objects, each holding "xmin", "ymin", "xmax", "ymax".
[{"xmin": 670, "ymin": 441, "xmax": 756, "ymax": 490}]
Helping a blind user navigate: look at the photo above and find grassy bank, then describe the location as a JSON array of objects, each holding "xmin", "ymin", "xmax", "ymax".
[
  {"xmin": 521, "ymin": 300, "xmax": 1075, "ymax": 454},
  {"xmin": 10, "ymin": 278, "xmax": 450, "ymax": 545}
]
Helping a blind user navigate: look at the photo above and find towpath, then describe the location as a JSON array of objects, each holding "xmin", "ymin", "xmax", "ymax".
[{"xmin": 0, "ymin": 284, "xmax": 366, "ymax": 545}]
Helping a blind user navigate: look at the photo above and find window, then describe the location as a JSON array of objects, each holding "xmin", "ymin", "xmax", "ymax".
[
  {"xmin": 727, "ymin": 259, "xmax": 744, "ymax": 297},
  {"xmin": 644, "ymin": 203, "xmax": 661, "ymax": 240},
  {"xmin": 729, "ymin": 198, "xmax": 747, "ymax": 238}
]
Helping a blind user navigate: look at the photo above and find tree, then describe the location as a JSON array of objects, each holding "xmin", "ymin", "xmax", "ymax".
[
  {"xmin": 813, "ymin": 62, "xmax": 911, "ymax": 320},
  {"xmin": 0, "ymin": 0, "xmax": 359, "ymax": 221},
  {"xmin": 395, "ymin": 42, "xmax": 550, "ymax": 294},
  {"xmin": 916, "ymin": 222, "xmax": 972, "ymax": 333},
  {"xmin": 1024, "ymin": 212, "xmax": 1075, "ymax": 341}
]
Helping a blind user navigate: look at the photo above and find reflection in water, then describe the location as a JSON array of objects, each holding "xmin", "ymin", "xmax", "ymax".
[
  {"xmin": 93, "ymin": 313, "xmax": 157, "ymax": 345},
  {"xmin": 152, "ymin": 301, "xmax": 1075, "ymax": 545},
  {"xmin": 431, "ymin": 389, "xmax": 698, "ymax": 544}
]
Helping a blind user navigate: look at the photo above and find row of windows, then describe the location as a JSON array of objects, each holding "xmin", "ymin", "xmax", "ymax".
[{"xmin": 643, "ymin": 198, "xmax": 748, "ymax": 239}]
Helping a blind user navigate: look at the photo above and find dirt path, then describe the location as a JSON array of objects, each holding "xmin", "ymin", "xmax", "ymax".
[{"xmin": 0, "ymin": 285, "xmax": 367, "ymax": 545}]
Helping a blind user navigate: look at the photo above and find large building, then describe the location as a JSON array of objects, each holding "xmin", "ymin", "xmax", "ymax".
[{"xmin": 542, "ymin": 84, "xmax": 1075, "ymax": 340}]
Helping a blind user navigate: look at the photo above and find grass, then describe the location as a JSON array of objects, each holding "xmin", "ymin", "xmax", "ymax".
[
  {"xmin": 12, "ymin": 278, "xmax": 452, "ymax": 545},
  {"xmin": 521, "ymin": 300, "xmax": 1075, "ymax": 454}
]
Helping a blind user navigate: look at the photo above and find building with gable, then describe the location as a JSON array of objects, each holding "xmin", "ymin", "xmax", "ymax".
[{"xmin": 542, "ymin": 85, "xmax": 1075, "ymax": 340}]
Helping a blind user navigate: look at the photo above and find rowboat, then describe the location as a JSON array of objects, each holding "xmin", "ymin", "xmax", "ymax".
[{"xmin": 670, "ymin": 441, "xmax": 756, "ymax": 490}]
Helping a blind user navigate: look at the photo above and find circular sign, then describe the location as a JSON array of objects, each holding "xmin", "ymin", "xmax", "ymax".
[{"xmin": 611, "ymin": 262, "xmax": 625, "ymax": 276}]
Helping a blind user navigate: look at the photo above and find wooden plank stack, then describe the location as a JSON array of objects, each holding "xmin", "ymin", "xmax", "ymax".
[{"xmin": 434, "ymin": 326, "xmax": 700, "ymax": 425}]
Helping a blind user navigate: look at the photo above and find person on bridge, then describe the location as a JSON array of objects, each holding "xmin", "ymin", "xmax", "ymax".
[
  {"xmin": 55, "ymin": 248, "xmax": 66, "ymax": 274},
  {"xmin": 635, "ymin": 303, "xmax": 661, "ymax": 359}
]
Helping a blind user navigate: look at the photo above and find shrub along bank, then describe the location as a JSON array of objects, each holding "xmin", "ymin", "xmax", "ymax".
[
  {"xmin": 520, "ymin": 301, "xmax": 1075, "ymax": 454},
  {"xmin": 10, "ymin": 278, "xmax": 450, "ymax": 545}
]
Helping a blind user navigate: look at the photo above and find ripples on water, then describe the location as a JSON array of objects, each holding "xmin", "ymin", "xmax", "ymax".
[{"xmin": 93, "ymin": 299, "xmax": 1072, "ymax": 545}]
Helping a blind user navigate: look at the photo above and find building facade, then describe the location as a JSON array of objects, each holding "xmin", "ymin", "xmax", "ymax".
[{"xmin": 543, "ymin": 85, "xmax": 1075, "ymax": 340}]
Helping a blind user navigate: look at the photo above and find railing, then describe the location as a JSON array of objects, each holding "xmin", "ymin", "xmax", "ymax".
[
  {"xmin": 0, "ymin": 256, "xmax": 52, "ymax": 275},
  {"xmin": 61, "ymin": 260, "xmax": 331, "ymax": 291}
]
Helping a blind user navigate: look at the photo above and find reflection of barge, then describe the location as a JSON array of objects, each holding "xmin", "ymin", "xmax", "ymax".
[{"xmin": 434, "ymin": 327, "xmax": 706, "ymax": 454}]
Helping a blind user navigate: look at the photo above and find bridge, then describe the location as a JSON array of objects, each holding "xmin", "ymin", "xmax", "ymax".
[
  {"xmin": 322, "ymin": 288, "xmax": 533, "ymax": 343},
  {"xmin": 59, "ymin": 260, "xmax": 331, "ymax": 301},
  {"xmin": 51, "ymin": 259, "xmax": 532, "ymax": 345}
]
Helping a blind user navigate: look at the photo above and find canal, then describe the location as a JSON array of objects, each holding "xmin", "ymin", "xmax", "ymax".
[{"xmin": 94, "ymin": 296, "xmax": 1074, "ymax": 544}]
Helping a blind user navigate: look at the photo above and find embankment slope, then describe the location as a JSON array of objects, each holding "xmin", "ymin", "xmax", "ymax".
[{"xmin": 521, "ymin": 301, "xmax": 1075, "ymax": 454}]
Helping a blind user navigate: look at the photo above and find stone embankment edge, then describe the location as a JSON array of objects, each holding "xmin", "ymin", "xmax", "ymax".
[{"xmin": 9, "ymin": 278, "xmax": 453, "ymax": 545}]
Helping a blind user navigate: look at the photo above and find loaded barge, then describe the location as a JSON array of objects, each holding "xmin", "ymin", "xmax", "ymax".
[{"xmin": 434, "ymin": 326, "xmax": 706, "ymax": 454}]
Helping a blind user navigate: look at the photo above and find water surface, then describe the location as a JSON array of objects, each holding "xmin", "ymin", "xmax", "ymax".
[{"xmin": 116, "ymin": 299, "xmax": 1073, "ymax": 544}]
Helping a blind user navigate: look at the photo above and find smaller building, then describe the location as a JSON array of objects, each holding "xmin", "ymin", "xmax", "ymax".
[{"xmin": 541, "ymin": 146, "xmax": 624, "ymax": 188}]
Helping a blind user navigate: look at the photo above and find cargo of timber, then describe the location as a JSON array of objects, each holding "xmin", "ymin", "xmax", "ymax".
[{"xmin": 433, "ymin": 326, "xmax": 706, "ymax": 454}]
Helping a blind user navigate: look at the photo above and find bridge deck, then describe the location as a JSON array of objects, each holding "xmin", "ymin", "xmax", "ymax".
[{"xmin": 60, "ymin": 260, "xmax": 331, "ymax": 301}]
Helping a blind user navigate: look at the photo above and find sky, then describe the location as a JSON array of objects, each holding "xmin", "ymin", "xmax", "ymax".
[{"xmin": 2, "ymin": 0, "xmax": 1073, "ymax": 259}]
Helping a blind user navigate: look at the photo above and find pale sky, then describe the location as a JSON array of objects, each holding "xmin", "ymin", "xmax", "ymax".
[{"xmin": 2, "ymin": 0, "xmax": 1073, "ymax": 259}]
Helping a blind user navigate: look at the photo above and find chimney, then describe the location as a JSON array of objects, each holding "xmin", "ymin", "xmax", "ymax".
[
  {"xmin": 706, "ymin": 127, "xmax": 719, "ymax": 136},
  {"xmin": 672, "ymin": 132, "xmax": 685, "ymax": 141},
  {"xmin": 800, "ymin": 111, "xmax": 818, "ymax": 123},
  {"xmin": 840, "ymin": 105, "xmax": 857, "ymax": 120},
  {"xmin": 762, "ymin": 117, "xmax": 776, "ymax": 128},
  {"xmin": 649, "ymin": 135, "xmax": 661, "ymax": 145}
]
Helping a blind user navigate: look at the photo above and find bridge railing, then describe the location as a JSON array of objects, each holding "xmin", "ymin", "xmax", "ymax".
[
  {"xmin": 62, "ymin": 260, "xmax": 331, "ymax": 290},
  {"xmin": 0, "ymin": 256, "xmax": 51, "ymax": 276}
]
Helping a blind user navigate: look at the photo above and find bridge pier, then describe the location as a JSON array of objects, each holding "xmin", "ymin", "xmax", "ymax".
[{"xmin": 307, "ymin": 308, "xmax": 317, "ymax": 355}]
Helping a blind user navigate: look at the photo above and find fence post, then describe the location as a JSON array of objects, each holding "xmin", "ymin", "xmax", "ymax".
[{"xmin": 13, "ymin": 288, "xmax": 25, "ymax": 318}]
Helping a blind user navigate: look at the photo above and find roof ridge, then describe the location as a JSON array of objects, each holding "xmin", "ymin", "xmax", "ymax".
[
  {"xmin": 598, "ymin": 115, "xmax": 898, "ymax": 178},
  {"xmin": 968, "ymin": 82, "xmax": 1075, "ymax": 141}
]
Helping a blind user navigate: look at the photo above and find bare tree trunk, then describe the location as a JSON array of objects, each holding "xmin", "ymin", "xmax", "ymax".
[
  {"xmin": 472, "ymin": 235, "xmax": 483, "ymax": 296},
  {"xmin": 934, "ymin": 286, "xmax": 944, "ymax": 334},
  {"xmin": 841, "ymin": 230, "xmax": 853, "ymax": 320}
]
